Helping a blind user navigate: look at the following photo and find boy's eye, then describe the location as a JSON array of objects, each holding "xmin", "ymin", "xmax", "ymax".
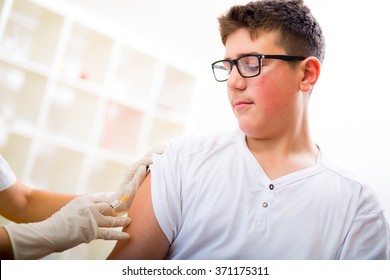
[{"xmin": 242, "ymin": 63, "xmax": 259, "ymax": 73}]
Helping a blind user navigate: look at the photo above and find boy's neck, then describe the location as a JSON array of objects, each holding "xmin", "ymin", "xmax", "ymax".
[{"xmin": 246, "ymin": 128, "xmax": 319, "ymax": 180}]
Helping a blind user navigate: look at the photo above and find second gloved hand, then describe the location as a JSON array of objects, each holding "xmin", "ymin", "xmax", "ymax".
[
  {"xmin": 97, "ymin": 143, "xmax": 167, "ymax": 214},
  {"xmin": 4, "ymin": 195, "xmax": 131, "ymax": 260}
]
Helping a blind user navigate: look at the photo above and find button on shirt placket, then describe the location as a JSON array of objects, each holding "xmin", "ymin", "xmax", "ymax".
[
  {"xmin": 256, "ymin": 183, "xmax": 275, "ymax": 229},
  {"xmin": 262, "ymin": 184, "xmax": 274, "ymax": 209}
]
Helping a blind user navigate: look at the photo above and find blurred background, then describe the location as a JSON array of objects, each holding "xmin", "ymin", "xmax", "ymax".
[{"xmin": 0, "ymin": 0, "xmax": 389, "ymax": 259}]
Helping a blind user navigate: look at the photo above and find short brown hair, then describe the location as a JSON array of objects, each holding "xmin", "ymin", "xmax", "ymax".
[{"xmin": 218, "ymin": 0, "xmax": 325, "ymax": 63}]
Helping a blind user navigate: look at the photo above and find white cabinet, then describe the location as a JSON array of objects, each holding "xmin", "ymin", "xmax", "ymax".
[{"xmin": 0, "ymin": 0, "xmax": 201, "ymax": 259}]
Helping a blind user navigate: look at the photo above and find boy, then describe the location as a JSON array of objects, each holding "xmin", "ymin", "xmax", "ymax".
[{"xmin": 107, "ymin": 0, "xmax": 390, "ymax": 259}]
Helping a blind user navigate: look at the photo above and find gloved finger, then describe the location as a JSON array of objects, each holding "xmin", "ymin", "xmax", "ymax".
[
  {"xmin": 119, "ymin": 142, "xmax": 167, "ymax": 186},
  {"xmin": 114, "ymin": 165, "xmax": 147, "ymax": 214},
  {"xmin": 117, "ymin": 166, "xmax": 140, "ymax": 196},
  {"xmin": 130, "ymin": 165, "xmax": 147, "ymax": 194},
  {"xmin": 117, "ymin": 164, "xmax": 147, "ymax": 200},
  {"xmin": 144, "ymin": 141, "xmax": 168, "ymax": 158},
  {"xmin": 122, "ymin": 159, "xmax": 143, "ymax": 180},
  {"xmin": 95, "ymin": 214, "xmax": 132, "ymax": 228},
  {"xmin": 98, "ymin": 229, "xmax": 130, "ymax": 240},
  {"xmin": 87, "ymin": 195, "xmax": 106, "ymax": 204},
  {"xmin": 95, "ymin": 202, "xmax": 117, "ymax": 216},
  {"xmin": 72, "ymin": 195, "xmax": 105, "ymax": 206}
]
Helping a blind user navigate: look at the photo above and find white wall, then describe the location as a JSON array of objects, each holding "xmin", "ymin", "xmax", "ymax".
[{"xmin": 306, "ymin": 0, "xmax": 390, "ymax": 221}]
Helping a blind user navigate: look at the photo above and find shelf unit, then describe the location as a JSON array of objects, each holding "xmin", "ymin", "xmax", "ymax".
[{"xmin": 0, "ymin": 0, "xmax": 203, "ymax": 259}]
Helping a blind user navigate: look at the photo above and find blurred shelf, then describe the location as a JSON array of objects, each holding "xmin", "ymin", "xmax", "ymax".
[
  {"xmin": 45, "ymin": 83, "xmax": 99, "ymax": 143},
  {"xmin": 85, "ymin": 157, "xmax": 128, "ymax": 193},
  {"xmin": 0, "ymin": 60, "xmax": 47, "ymax": 126},
  {"xmin": 110, "ymin": 46, "xmax": 157, "ymax": 102},
  {"xmin": 99, "ymin": 101, "xmax": 144, "ymax": 154},
  {"xmin": 0, "ymin": 51, "xmax": 51, "ymax": 76},
  {"xmin": 29, "ymin": 142, "xmax": 84, "ymax": 193},
  {"xmin": 60, "ymin": 22, "xmax": 113, "ymax": 85},
  {"xmin": 0, "ymin": 0, "xmax": 63, "ymax": 66},
  {"xmin": 158, "ymin": 65, "xmax": 196, "ymax": 115},
  {"xmin": 148, "ymin": 117, "xmax": 185, "ymax": 147},
  {"xmin": 0, "ymin": 0, "xmax": 203, "ymax": 259},
  {"xmin": 0, "ymin": 132, "xmax": 31, "ymax": 178}
]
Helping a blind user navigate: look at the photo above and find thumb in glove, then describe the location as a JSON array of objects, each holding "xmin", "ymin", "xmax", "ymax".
[{"xmin": 101, "ymin": 142, "xmax": 167, "ymax": 214}]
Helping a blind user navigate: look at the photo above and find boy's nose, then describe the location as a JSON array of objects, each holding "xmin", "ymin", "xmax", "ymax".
[{"xmin": 227, "ymin": 66, "xmax": 246, "ymax": 90}]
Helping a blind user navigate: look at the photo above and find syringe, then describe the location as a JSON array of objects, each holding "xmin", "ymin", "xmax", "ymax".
[{"xmin": 110, "ymin": 195, "xmax": 129, "ymax": 209}]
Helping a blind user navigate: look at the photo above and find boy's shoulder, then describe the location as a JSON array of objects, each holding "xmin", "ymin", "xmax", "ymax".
[
  {"xmin": 169, "ymin": 128, "xmax": 242, "ymax": 152},
  {"xmin": 319, "ymin": 151, "xmax": 385, "ymax": 213},
  {"xmin": 319, "ymin": 152, "xmax": 368, "ymax": 187}
]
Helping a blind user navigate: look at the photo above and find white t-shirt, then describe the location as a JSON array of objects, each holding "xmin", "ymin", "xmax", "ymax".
[
  {"xmin": 0, "ymin": 155, "xmax": 17, "ymax": 192},
  {"xmin": 151, "ymin": 129, "xmax": 390, "ymax": 259}
]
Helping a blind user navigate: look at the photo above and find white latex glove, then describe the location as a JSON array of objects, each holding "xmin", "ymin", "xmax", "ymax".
[
  {"xmin": 96, "ymin": 143, "xmax": 166, "ymax": 214},
  {"xmin": 4, "ymin": 195, "xmax": 131, "ymax": 260}
]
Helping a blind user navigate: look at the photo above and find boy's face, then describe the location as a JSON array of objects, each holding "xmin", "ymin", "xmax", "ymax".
[{"xmin": 225, "ymin": 29, "xmax": 304, "ymax": 140}]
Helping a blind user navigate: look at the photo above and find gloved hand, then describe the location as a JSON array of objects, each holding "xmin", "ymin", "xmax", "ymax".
[
  {"xmin": 96, "ymin": 143, "xmax": 167, "ymax": 215},
  {"xmin": 4, "ymin": 195, "xmax": 131, "ymax": 260}
]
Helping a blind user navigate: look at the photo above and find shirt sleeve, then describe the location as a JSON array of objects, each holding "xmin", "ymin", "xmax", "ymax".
[
  {"xmin": 0, "ymin": 155, "xmax": 17, "ymax": 192},
  {"xmin": 150, "ymin": 140, "xmax": 183, "ymax": 244},
  {"xmin": 338, "ymin": 185, "xmax": 390, "ymax": 259}
]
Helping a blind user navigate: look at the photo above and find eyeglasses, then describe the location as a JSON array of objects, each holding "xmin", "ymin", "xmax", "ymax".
[{"xmin": 211, "ymin": 54, "xmax": 306, "ymax": 82}]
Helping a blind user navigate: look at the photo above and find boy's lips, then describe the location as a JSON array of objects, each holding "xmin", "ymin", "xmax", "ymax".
[{"xmin": 233, "ymin": 100, "xmax": 253, "ymax": 110}]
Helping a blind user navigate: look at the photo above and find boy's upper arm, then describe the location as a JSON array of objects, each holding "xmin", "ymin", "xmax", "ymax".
[{"xmin": 107, "ymin": 173, "xmax": 170, "ymax": 259}]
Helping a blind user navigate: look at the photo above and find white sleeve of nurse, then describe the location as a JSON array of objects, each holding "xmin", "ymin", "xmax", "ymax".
[{"xmin": 0, "ymin": 155, "xmax": 17, "ymax": 191}]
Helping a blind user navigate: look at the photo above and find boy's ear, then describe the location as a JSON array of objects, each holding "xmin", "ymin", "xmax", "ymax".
[{"xmin": 300, "ymin": 57, "xmax": 321, "ymax": 93}]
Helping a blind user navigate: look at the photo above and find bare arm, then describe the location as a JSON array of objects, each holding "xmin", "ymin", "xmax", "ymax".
[
  {"xmin": 107, "ymin": 173, "xmax": 170, "ymax": 259},
  {"xmin": 0, "ymin": 226, "xmax": 13, "ymax": 259},
  {"xmin": 0, "ymin": 180, "xmax": 76, "ymax": 223}
]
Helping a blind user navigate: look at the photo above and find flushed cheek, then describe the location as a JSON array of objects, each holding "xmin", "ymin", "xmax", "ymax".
[{"xmin": 251, "ymin": 79, "xmax": 287, "ymax": 115}]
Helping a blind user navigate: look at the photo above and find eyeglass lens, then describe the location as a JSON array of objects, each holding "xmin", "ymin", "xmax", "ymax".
[
  {"xmin": 212, "ymin": 55, "xmax": 261, "ymax": 81},
  {"xmin": 212, "ymin": 62, "xmax": 230, "ymax": 82}
]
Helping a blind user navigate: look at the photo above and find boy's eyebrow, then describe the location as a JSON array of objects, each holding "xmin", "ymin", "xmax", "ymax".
[{"xmin": 224, "ymin": 52, "xmax": 261, "ymax": 60}]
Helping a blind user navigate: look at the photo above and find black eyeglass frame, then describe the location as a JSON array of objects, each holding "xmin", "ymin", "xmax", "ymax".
[{"xmin": 211, "ymin": 54, "xmax": 306, "ymax": 82}]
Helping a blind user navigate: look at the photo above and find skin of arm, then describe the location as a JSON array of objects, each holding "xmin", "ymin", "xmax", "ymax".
[
  {"xmin": 107, "ymin": 173, "xmax": 170, "ymax": 259},
  {"xmin": 0, "ymin": 180, "xmax": 76, "ymax": 223},
  {"xmin": 0, "ymin": 226, "xmax": 13, "ymax": 259}
]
